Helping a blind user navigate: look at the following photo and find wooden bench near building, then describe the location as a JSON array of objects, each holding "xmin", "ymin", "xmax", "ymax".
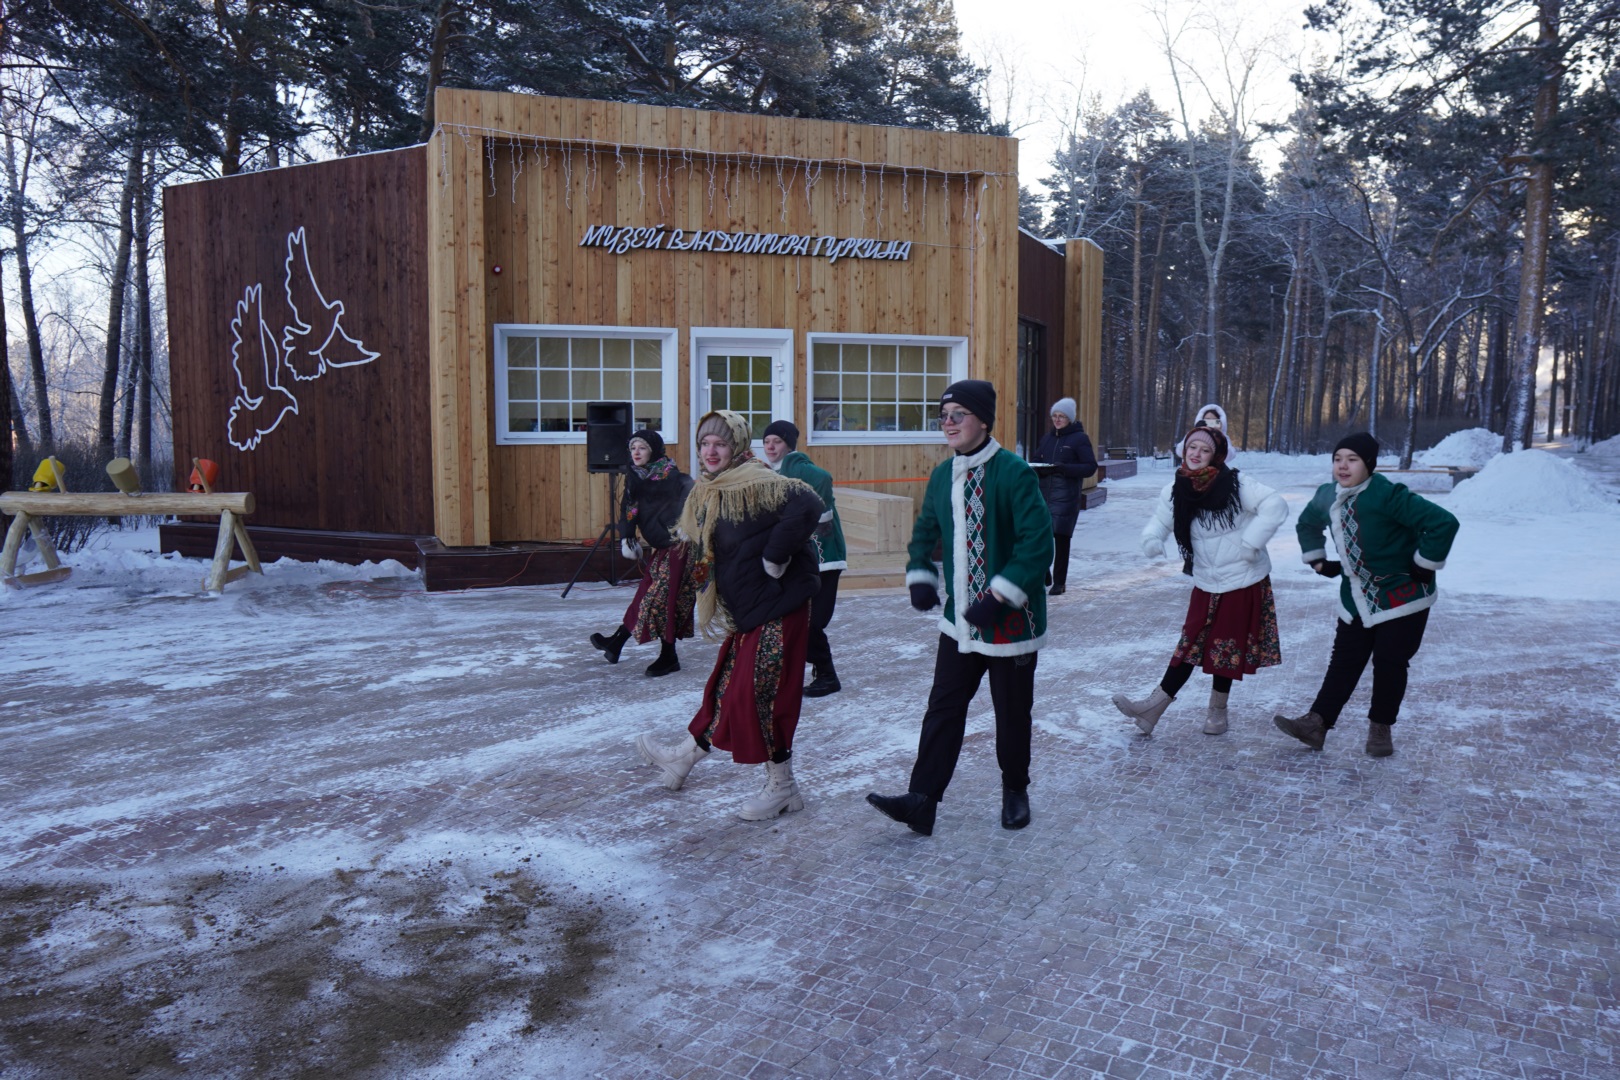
[{"xmin": 158, "ymin": 88, "xmax": 1107, "ymax": 590}]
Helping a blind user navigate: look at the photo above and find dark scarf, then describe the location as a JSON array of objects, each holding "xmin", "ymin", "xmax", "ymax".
[
  {"xmin": 1172, "ymin": 464, "xmax": 1242, "ymax": 576},
  {"xmin": 632, "ymin": 456, "xmax": 678, "ymax": 482}
]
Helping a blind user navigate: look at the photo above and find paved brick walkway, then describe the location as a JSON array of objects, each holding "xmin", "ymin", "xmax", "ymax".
[{"xmin": 2, "ymin": 486, "xmax": 1616, "ymax": 1078}]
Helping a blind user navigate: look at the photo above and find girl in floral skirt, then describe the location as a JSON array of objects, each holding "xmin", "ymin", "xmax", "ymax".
[
  {"xmin": 589, "ymin": 429, "xmax": 695, "ymax": 676},
  {"xmin": 633, "ymin": 411, "xmax": 825, "ymax": 820},
  {"xmin": 1113, "ymin": 426, "xmax": 1288, "ymax": 736}
]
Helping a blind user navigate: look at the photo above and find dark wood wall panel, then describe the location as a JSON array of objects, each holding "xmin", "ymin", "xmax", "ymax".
[
  {"xmin": 164, "ymin": 147, "xmax": 432, "ymax": 534},
  {"xmin": 1018, "ymin": 230, "xmax": 1067, "ymax": 410}
]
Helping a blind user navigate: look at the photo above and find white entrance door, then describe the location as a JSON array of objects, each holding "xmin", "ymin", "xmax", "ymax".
[{"xmin": 689, "ymin": 329, "xmax": 794, "ymax": 465}]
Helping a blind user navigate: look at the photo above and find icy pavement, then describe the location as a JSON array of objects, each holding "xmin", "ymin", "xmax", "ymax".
[{"xmin": 2, "ymin": 451, "xmax": 1618, "ymax": 1079}]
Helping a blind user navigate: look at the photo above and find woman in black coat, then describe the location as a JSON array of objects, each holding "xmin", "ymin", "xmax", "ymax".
[
  {"xmin": 1028, "ymin": 396, "xmax": 1098, "ymax": 595},
  {"xmin": 633, "ymin": 410, "xmax": 824, "ymax": 822},
  {"xmin": 588, "ymin": 428, "xmax": 695, "ymax": 676}
]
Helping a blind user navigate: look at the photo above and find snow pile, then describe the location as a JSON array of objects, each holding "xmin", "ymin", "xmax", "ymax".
[
  {"xmin": 0, "ymin": 523, "xmax": 417, "ymax": 602},
  {"xmin": 1582, "ymin": 433, "xmax": 1620, "ymax": 461},
  {"xmin": 1445, "ymin": 449, "xmax": 1616, "ymax": 515},
  {"xmin": 1414, "ymin": 428, "xmax": 1501, "ymax": 469}
]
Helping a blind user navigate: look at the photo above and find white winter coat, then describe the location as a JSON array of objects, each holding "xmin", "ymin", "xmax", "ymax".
[
  {"xmin": 1174, "ymin": 403, "xmax": 1234, "ymax": 461},
  {"xmin": 1142, "ymin": 473, "xmax": 1287, "ymax": 593}
]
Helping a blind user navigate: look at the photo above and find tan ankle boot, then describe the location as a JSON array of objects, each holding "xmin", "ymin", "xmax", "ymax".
[
  {"xmin": 1112, "ymin": 687, "xmax": 1174, "ymax": 735},
  {"xmin": 738, "ymin": 759, "xmax": 805, "ymax": 820},
  {"xmin": 1203, "ymin": 689, "xmax": 1229, "ymax": 735},
  {"xmin": 635, "ymin": 733, "xmax": 707, "ymax": 790}
]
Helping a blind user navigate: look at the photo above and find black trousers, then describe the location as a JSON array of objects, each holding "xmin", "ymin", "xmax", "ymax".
[
  {"xmin": 909, "ymin": 634, "xmax": 1037, "ymax": 801},
  {"xmin": 806, "ymin": 569, "xmax": 841, "ymax": 670},
  {"xmin": 1310, "ymin": 609, "xmax": 1430, "ymax": 727},
  {"xmin": 1051, "ymin": 533, "xmax": 1072, "ymax": 590}
]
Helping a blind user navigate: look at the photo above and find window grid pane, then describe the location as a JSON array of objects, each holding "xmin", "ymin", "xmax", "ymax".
[
  {"xmin": 508, "ymin": 333, "xmax": 664, "ymax": 434},
  {"xmin": 811, "ymin": 339, "xmax": 955, "ymax": 433},
  {"xmin": 706, "ymin": 353, "xmax": 774, "ymax": 438}
]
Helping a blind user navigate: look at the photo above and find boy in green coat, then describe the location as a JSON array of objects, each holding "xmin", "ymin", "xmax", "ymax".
[
  {"xmin": 1275, "ymin": 432, "xmax": 1460, "ymax": 757},
  {"xmin": 867, "ymin": 380, "xmax": 1053, "ymax": 835},
  {"xmin": 762, "ymin": 420, "xmax": 847, "ymax": 697}
]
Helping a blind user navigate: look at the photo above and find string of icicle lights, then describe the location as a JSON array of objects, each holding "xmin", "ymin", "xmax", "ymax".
[{"xmin": 431, "ymin": 121, "xmax": 1009, "ymax": 233}]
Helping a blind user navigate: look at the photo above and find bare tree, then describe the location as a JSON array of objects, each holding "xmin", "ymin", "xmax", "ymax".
[
  {"xmin": 1, "ymin": 73, "xmax": 55, "ymax": 448},
  {"xmin": 1149, "ymin": 0, "xmax": 1275, "ymax": 404}
]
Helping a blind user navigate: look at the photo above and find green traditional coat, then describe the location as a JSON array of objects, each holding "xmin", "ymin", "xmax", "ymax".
[
  {"xmin": 907, "ymin": 438, "xmax": 1053, "ymax": 656},
  {"xmin": 774, "ymin": 450, "xmax": 847, "ymax": 570},
  {"xmin": 1297, "ymin": 472, "xmax": 1460, "ymax": 626}
]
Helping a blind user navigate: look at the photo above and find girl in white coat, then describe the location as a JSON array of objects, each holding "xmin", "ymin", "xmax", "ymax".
[
  {"xmin": 1174, "ymin": 403, "xmax": 1233, "ymax": 462},
  {"xmin": 1113, "ymin": 426, "xmax": 1287, "ymax": 735}
]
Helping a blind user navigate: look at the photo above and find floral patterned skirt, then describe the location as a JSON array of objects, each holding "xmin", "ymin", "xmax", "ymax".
[
  {"xmin": 688, "ymin": 603, "xmax": 811, "ymax": 764},
  {"xmin": 628, "ymin": 544, "xmax": 695, "ymax": 645},
  {"xmin": 1168, "ymin": 577, "xmax": 1281, "ymax": 680}
]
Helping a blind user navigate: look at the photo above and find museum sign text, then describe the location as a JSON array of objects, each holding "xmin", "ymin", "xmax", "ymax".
[{"xmin": 580, "ymin": 225, "xmax": 912, "ymax": 263}]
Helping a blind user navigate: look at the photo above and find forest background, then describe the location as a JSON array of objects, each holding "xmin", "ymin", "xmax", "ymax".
[{"xmin": 1, "ymin": 0, "xmax": 1617, "ymax": 499}]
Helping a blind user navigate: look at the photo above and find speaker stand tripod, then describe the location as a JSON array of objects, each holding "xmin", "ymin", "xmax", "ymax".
[{"xmin": 562, "ymin": 469, "xmax": 626, "ymax": 598}]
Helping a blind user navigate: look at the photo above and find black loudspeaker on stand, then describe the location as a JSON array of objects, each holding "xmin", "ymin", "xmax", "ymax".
[{"xmin": 563, "ymin": 402, "xmax": 634, "ymax": 598}]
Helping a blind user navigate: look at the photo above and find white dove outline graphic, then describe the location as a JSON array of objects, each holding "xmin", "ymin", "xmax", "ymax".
[
  {"xmin": 227, "ymin": 283, "xmax": 300, "ymax": 451},
  {"xmin": 281, "ymin": 226, "xmax": 380, "ymax": 381}
]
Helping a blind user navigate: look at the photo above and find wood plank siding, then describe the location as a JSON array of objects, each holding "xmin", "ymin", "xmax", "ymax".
[
  {"xmin": 164, "ymin": 146, "xmax": 433, "ymax": 534},
  {"xmin": 427, "ymin": 90, "xmax": 1020, "ymax": 544},
  {"xmin": 1066, "ymin": 238, "xmax": 1106, "ymax": 443}
]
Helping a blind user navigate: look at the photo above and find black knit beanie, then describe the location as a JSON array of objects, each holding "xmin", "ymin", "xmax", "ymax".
[
  {"xmin": 762, "ymin": 420, "xmax": 800, "ymax": 451},
  {"xmin": 940, "ymin": 380, "xmax": 996, "ymax": 430},
  {"xmin": 1333, "ymin": 431, "xmax": 1379, "ymax": 471},
  {"xmin": 629, "ymin": 427, "xmax": 665, "ymax": 460}
]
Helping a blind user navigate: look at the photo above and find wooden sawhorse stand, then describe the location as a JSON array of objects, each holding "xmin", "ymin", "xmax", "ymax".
[{"xmin": 0, "ymin": 491, "xmax": 262, "ymax": 593}]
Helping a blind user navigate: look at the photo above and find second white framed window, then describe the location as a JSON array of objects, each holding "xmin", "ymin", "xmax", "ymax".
[{"xmin": 806, "ymin": 334, "xmax": 967, "ymax": 443}]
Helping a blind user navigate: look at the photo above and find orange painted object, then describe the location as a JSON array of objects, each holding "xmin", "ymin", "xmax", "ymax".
[{"xmin": 189, "ymin": 459, "xmax": 220, "ymax": 493}]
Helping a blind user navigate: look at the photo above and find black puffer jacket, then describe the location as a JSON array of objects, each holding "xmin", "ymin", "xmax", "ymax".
[
  {"xmin": 1031, "ymin": 423, "xmax": 1098, "ymax": 536},
  {"xmin": 710, "ymin": 486, "xmax": 823, "ymax": 633},
  {"xmin": 619, "ymin": 466, "xmax": 694, "ymax": 550}
]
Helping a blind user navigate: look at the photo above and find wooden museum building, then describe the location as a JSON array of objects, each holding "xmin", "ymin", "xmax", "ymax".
[{"xmin": 161, "ymin": 89, "xmax": 1104, "ymax": 589}]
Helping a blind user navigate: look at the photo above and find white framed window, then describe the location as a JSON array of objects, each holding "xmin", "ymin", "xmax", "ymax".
[
  {"xmin": 494, "ymin": 324, "xmax": 678, "ymax": 445},
  {"xmin": 806, "ymin": 334, "xmax": 967, "ymax": 444},
  {"xmin": 689, "ymin": 328, "xmax": 794, "ymax": 464}
]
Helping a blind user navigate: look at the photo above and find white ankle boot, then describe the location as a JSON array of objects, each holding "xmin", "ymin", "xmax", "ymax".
[
  {"xmin": 738, "ymin": 759, "xmax": 805, "ymax": 820},
  {"xmin": 1204, "ymin": 690, "xmax": 1229, "ymax": 735},
  {"xmin": 1112, "ymin": 687, "xmax": 1175, "ymax": 735},
  {"xmin": 635, "ymin": 733, "xmax": 707, "ymax": 790}
]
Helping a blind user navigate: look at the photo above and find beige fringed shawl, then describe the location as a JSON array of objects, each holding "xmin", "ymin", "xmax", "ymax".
[{"xmin": 678, "ymin": 452, "xmax": 816, "ymax": 639}]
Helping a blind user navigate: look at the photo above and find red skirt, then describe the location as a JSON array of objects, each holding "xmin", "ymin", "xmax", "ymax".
[
  {"xmin": 1168, "ymin": 577, "xmax": 1282, "ymax": 680},
  {"xmin": 688, "ymin": 603, "xmax": 811, "ymax": 764},
  {"xmin": 628, "ymin": 544, "xmax": 694, "ymax": 644}
]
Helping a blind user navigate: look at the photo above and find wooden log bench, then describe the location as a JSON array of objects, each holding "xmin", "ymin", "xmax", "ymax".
[{"xmin": 0, "ymin": 491, "xmax": 262, "ymax": 593}]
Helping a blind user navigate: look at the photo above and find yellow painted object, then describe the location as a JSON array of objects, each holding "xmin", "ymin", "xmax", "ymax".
[{"xmin": 29, "ymin": 457, "xmax": 66, "ymax": 492}]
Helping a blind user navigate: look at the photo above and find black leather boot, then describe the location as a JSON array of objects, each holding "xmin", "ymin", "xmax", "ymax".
[
  {"xmin": 589, "ymin": 625, "xmax": 631, "ymax": 664},
  {"xmin": 645, "ymin": 640, "xmax": 680, "ymax": 677},
  {"xmin": 1365, "ymin": 721, "xmax": 1394, "ymax": 757},
  {"xmin": 1001, "ymin": 786, "xmax": 1031, "ymax": 830},
  {"xmin": 865, "ymin": 792, "xmax": 936, "ymax": 836},
  {"xmin": 1273, "ymin": 711, "xmax": 1328, "ymax": 750},
  {"xmin": 804, "ymin": 664, "xmax": 841, "ymax": 697}
]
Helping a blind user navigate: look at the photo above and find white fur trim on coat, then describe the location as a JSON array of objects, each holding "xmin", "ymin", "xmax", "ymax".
[
  {"xmin": 1140, "ymin": 473, "xmax": 1287, "ymax": 594},
  {"xmin": 990, "ymin": 574, "xmax": 1027, "ymax": 608}
]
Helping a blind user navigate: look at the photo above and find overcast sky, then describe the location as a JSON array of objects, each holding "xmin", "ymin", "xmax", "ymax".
[{"xmin": 950, "ymin": 0, "xmax": 1332, "ymax": 192}]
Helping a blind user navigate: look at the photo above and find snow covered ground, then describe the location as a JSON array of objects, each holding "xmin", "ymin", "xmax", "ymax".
[{"xmin": 2, "ymin": 443, "xmax": 1617, "ymax": 1078}]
